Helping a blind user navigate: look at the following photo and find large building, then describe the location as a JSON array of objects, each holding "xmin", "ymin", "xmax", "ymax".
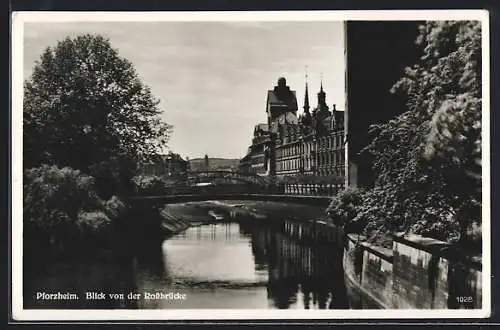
[
  {"xmin": 240, "ymin": 77, "xmax": 345, "ymax": 180},
  {"xmin": 345, "ymin": 21, "xmax": 421, "ymax": 188}
]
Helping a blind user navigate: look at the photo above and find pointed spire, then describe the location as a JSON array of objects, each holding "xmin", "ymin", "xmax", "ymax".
[
  {"xmin": 317, "ymin": 73, "xmax": 326, "ymax": 100},
  {"xmin": 303, "ymin": 67, "xmax": 310, "ymax": 113},
  {"xmin": 316, "ymin": 73, "xmax": 328, "ymax": 114}
]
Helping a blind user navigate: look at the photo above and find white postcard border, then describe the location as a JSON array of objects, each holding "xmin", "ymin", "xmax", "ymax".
[{"xmin": 11, "ymin": 9, "xmax": 491, "ymax": 321}]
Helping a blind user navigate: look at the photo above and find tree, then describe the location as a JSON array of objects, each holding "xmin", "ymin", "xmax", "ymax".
[
  {"xmin": 357, "ymin": 21, "xmax": 481, "ymax": 246},
  {"xmin": 23, "ymin": 34, "xmax": 172, "ymax": 197}
]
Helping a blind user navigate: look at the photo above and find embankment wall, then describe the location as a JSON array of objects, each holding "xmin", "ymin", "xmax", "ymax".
[{"xmin": 343, "ymin": 232, "xmax": 482, "ymax": 309}]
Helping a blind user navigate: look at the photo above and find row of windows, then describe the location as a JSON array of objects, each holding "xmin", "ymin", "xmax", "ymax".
[
  {"xmin": 276, "ymin": 143, "xmax": 300, "ymax": 158},
  {"xmin": 276, "ymin": 153, "xmax": 345, "ymax": 173},
  {"xmin": 316, "ymin": 151, "xmax": 345, "ymax": 165},
  {"xmin": 276, "ymin": 136, "xmax": 344, "ymax": 158},
  {"xmin": 276, "ymin": 158, "xmax": 301, "ymax": 172}
]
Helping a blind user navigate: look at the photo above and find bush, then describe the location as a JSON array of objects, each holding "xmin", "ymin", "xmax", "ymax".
[
  {"xmin": 23, "ymin": 165, "xmax": 124, "ymax": 258},
  {"xmin": 351, "ymin": 186, "xmax": 461, "ymax": 248},
  {"xmin": 103, "ymin": 195, "xmax": 127, "ymax": 221},
  {"xmin": 24, "ymin": 165, "xmax": 102, "ymax": 228},
  {"xmin": 76, "ymin": 211, "xmax": 111, "ymax": 233},
  {"xmin": 326, "ymin": 187, "xmax": 364, "ymax": 227},
  {"xmin": 132, "ymin": 175, "xmax": 165, "ymax": 196}
]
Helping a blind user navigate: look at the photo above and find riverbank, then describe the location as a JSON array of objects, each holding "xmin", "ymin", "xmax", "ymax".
[{"xmin": 157, "ymin": 200, "xmax": 330, "ymax": 237}]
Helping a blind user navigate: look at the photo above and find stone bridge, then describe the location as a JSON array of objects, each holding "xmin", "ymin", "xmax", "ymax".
[
  {"xmin": 130, "ymin": 170, "xmax": 342, "ymax": 207},
  {"xmin": 126, "ymin": 193, "xmax": 333, "ymax": 207}
]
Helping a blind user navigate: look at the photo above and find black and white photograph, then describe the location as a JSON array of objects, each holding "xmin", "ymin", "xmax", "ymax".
[{"xmin": 11, "ymin": 10, "xmax": 490, "ymax": 320}]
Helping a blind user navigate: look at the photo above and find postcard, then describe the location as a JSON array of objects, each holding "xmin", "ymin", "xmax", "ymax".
[{"xmin": 11, "ymin": 9, "xmax": 490, "ymax": 321}]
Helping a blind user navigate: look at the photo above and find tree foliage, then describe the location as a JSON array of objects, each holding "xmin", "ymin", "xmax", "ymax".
[
  {"xmin": 131, "ymin": 175, "xmax": 166, "ymax": 196},
  {"xmin": 23, "ymin": 34, "xmax": 172, "ymax": 197},
  {"xmin": 23, "ymin": 165, "xmax": 126, "ymax": 254},
  {"xmin": 326, "ymin": 187, "xmax": 364, "ymax": 227},
  {"xmin": 356, "ymin": 21, "xmax": 482, "ymax": 246}
]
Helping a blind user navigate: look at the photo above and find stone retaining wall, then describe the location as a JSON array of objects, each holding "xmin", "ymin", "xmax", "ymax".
[{"xmin": 343, "ymin": 232, "xmax": 482, "ymax": 309}]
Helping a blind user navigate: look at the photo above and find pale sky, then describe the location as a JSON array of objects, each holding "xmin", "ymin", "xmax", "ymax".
[{"xmin": 23, "ymin": 21, "xmax": 345, "ymax": 159}]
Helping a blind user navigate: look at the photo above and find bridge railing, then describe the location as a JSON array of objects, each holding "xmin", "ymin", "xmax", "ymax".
[
  {"xmin": 164, "ymin": 183, "xmax": 284, "ymax": 195},
  {"xmin": 161, "ymin": 182, "xmax": 343, "ymax": 197},
  {"xmin": 282, "ymin": 183, "xmax": 345, "ymax": 197}
]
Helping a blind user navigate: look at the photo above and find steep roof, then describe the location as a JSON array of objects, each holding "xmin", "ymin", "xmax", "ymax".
[
  {"xmin": 322, "ymin": 111, "xmax": 345, "ymax": 130},
  {"xmin": 267, "ymin": 90, "xmax": 298, "ymax": 112},
  {"xmin": 333, "ymin": 110, "xmax": 345, "ymax": 127}
]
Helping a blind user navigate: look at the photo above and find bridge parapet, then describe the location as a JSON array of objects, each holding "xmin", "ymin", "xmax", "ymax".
[{"xmin": 127, "ymin": 193, "xmax": 332, "ymax": 207}]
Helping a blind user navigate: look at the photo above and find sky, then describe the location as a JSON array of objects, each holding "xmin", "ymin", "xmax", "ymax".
[{"xmin": 23, "ymin": 21, "xmax": 345, "ymax": 159}]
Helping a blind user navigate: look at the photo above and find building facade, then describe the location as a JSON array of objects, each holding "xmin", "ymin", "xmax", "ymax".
[{"xmin": 240, "ymin": 77, "xmax": 345, "ymax": 180}]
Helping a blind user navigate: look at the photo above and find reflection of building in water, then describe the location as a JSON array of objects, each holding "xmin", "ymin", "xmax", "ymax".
[
  {"xmin": 247, "ymin": 220, "xmax": 348, "ymax": 309},
  {"xmin": 173, "ymin": 223, "xmax": 244, "ymax": 241}
]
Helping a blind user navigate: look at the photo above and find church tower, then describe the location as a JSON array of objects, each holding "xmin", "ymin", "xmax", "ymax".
[
  {"xmin": 317, "ymin": 79, "xmax": 329, "ymax": 113},
  {"xmin": 313, "ymin": 77, "xmax": 331, "ymax": 123},
  {"xmin": 301, "ymin": 75, "xmax": 312, "ymax": 126},
  {"xmin": 266, "ymin": 77, "xmax": 299, "ymax": 130}
]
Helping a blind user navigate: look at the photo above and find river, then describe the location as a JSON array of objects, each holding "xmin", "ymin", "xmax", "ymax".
[{"xmin": 24, "ymin": 205, "xmax": 350, "ymax": 309}]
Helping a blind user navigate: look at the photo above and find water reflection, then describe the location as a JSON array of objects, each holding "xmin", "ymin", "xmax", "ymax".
[
  {"xmin": 24, "ymin": 219, "xmax": 349, "ymax": 309},
  {"xmin": 134, "ymin": 220, "xmax": 349, "ymax": 309},
  {"xmin": 240, "ymin": 220, "xmax": 349, "ymax": 309}
]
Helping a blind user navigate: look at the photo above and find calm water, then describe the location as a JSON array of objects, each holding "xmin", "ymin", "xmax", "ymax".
[{"xmin": 24, "ymin": 218, "xmax": 349, "ymax": 309}]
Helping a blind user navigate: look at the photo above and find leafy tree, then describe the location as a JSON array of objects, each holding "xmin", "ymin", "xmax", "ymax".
[
  {"xmin": 23, "ymin": 34, "xmax": 172, "ymax": 197},
  {"xmin": 357, "ymin": 21, "xmax": 481, "ymax": 246}
]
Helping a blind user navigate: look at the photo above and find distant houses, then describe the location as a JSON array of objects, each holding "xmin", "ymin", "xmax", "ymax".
[
  {"xmin": 139, "ymin": 152, "xmax": 188, "ymax": 183},
  {"xmin": 188, "ymin": 157, "xmax": 240, "ymax": 172}
]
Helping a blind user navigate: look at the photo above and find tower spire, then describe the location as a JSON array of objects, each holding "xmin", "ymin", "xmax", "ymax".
[
  {"xmin": 303, "ymin": 66, "xmax": 310, "ymax": 113},
  {"xmin": 317, "ymin": 73, "xmax": 328, "ymax": 113}
]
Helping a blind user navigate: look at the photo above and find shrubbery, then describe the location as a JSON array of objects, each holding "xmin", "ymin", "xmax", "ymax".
[
  {"xmin": 327, "ymin": 186, "xmax": 461, "ymax": 248},
  {"xmin": 131, "ymin": 175, "xmax": 165, "ymax": 196},
  {"xmin": 23, "ymin": 165, "xmax": 127, "ymax": 258},
  {"xmin": 326, "ymin": 187, "xmax": 364, "ymax": 227}
]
